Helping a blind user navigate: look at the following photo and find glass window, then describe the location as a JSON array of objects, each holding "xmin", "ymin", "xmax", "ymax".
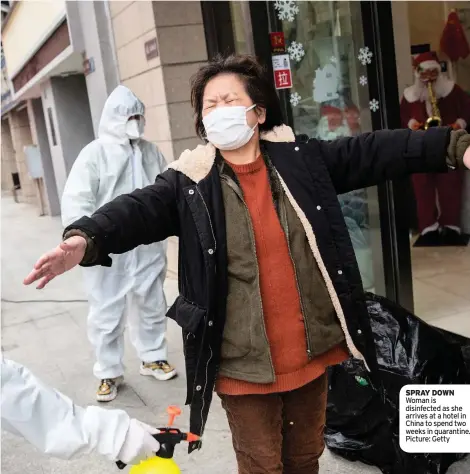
[
  {"xmin": 230, "ymin": 1, "xmax": 255, "ymax": 55},
  {"xmin": 273, "ymin": 1, "xmax": 385, "ymax": 294}
]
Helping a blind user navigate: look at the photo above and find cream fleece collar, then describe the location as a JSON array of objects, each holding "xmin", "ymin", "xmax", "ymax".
[
  {"xmin": 167, "ymin": 122, "xmax": 366, "ymax": 366},
  {"xmin": 167, "ymin": 125, "xmax": 296, "ymax": 183}
]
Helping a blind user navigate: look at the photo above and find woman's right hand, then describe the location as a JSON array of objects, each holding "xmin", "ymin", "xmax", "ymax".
[{"xmin": 23, "ymin": 236, "xmax": 87, "ymax": 289}]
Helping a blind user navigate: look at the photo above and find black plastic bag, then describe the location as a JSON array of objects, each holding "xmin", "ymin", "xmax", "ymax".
[{"xmin": 325, "ymin": 292, "xmax": 470, "ymax": 474}]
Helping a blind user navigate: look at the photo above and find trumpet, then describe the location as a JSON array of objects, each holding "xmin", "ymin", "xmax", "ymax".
[{"xmin": 424, "ymin": 81, "xmax": 442, "ymax": 129}]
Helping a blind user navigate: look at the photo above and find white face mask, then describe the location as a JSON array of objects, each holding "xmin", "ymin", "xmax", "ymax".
[
  {"xmin": 203, "ymin": 104, "xmax": 257, "ymax": 151},
  {"xmin": 126, "ymin": 119, "xmax": 143, "ymax": 140}
]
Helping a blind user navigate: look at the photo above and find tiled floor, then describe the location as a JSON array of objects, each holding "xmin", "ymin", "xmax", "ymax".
[{"xmin": 412, "ymin": 243, "xmax": 470, "ymax": 337}]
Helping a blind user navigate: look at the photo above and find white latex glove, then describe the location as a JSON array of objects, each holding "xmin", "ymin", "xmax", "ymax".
[
  {"xmin": 118, "ymin": 419, "xmax": 160, "ymax": 465},
  {"xmin": 1, "ymin": 358, "xmax": 160, "ymax": 463}
]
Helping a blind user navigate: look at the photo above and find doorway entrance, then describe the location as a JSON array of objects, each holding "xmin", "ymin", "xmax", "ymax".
[
  {"xmin": 201, "ymin": 0, "xmax": 413, "ymax": 308},
  {"xmin": 404, "ymin": 2, "xmax": 470, "ymax": 337}
]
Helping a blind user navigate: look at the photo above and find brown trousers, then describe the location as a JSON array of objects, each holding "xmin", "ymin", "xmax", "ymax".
[{"xmin": 219, "ymin": 374, "xmax": 328, "ymax": 474}]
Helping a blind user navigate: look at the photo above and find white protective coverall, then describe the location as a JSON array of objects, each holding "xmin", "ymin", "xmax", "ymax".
[
  {"xmin": 61, "ymin": 85, "xmax": 168, "ymax": 380},
  {"xmin": 1, "ymin": 357, "xmax": 159, "ymax": 463}
]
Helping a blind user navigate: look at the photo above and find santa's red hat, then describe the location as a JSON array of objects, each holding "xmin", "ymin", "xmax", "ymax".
[
  {"xmin": 320, "ymin": 104, "xmax": 342, "ymax": 116},
  {"xmin": 412, "ymin": 52, "xmax": 441, "ymax": 71}
]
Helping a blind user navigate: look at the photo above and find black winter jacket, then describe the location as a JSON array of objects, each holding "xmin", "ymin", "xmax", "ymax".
[{"xmin": 66, "ymin": 125, "xmax": 452, "ymax": 451}]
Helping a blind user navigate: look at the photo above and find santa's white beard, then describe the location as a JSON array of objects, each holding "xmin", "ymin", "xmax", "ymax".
[
  {"xmin": 412, "ymin": 77, "xmax": 428, "ymax": 102},
  {"xmin": 413, "ymin": 72, "xmax": 453, "ymax": 101}
]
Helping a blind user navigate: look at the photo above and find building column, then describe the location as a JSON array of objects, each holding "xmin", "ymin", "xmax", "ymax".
[
  {"xmin": 109, "ymin": 1, "xmax": 173, "ymax": 160},
  {"xmin": 72, "ymin": 0, "xmax": 120, "ymax": 136},
  {"xmin": 152, "ymin": 1, "xmax": 208, "ymax": 160},
  {"xmin": 31, "ymin": 98, "xmax": 61, "ymax": 216},
  {"xmin": 108, "ymin": 1, "xmax": 209, "ymax": 277},
  {"xmin": 156, "ymin": 1, "xmax": 209, "ymax": 278},
  {"xmin": 1, "ymin": 118, "xmax": 18, "ymax": 194},
  {"xmin": 25, "ymin": 99, "xmax": 49, "ymax": 215},
  {"xmin": 7, "ymin": 107, "xmax": 36, "ymax": 205}
]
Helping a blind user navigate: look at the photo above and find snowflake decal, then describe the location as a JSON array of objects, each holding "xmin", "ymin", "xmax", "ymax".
[
  {"xmin": 290, "ymin": 92, "xmax": 301, "ymax": 107},
  {"xmin": 369, "ymin": 99, "xmax": 379, "ymax": 112},
  {"xmin": 288, "ymin": 41, "xmax": 305, "ymax": 62},
  {"xmin": 359, "ymin": 75, "xmax": 368, "ymax": 86},
  {"xmin": 358, "ymin": 47, "xmax": 373, "ymax": 65},
  {"xmin": 274, "ymin": 0, "xmax": 299, "ymax": 22}
]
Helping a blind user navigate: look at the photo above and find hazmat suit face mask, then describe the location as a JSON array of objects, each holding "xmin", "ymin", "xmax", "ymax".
[{"xmin": 126, "ymin": 117, "xmax": 144, "ymax": 140}]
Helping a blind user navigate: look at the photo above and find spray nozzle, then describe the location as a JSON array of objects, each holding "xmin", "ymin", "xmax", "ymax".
[{"xmin": 116, "ymin": 406, "xmax": 200, "ymax": 470}]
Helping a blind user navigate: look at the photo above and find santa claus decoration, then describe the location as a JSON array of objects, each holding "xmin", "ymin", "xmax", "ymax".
[
  {"xmin": 315, "ymin": 103, "xmax": 361, "ymax": 141},
  {"xmin": 400, "ymin": 51, "xmax": 470, "ymax": 246}
]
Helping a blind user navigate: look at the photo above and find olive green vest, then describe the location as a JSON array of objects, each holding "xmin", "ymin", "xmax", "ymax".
[{"xmin": 218, "ymin": 157, "xmax": 345, "ymax": 383}]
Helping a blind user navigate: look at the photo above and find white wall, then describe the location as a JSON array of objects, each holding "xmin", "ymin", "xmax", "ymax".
[
  {"xmin": 2, "ymin": 0, "xmax": 66, "ymax": 77},
  {"xmin": 74, "ymin": 1, "xmax": 119, "ymax": 136},
  {"xmin": 392, "ymin": 2, "xmax": 414, "ymax": 100}
]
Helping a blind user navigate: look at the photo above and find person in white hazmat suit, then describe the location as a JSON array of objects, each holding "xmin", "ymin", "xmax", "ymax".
[
  {"xmin": 1, "ymin": 357, "xmax": 160, "ymax": 465},
  {"xmin": 61, "ymin": 85, "xmax": 176, "ymax": 402}
]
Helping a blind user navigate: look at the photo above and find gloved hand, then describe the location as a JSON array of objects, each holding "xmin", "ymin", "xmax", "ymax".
[
  {"xmin": 447, "ymin": 129, "xmax": 470, "ymax": 169},
  {"xmin": 408, "ymin": 119, "xmax": 424, "ymax": 131},
  {"xmin": 118, "ymin": 419, "xmax": 160, "ymax": 465}
]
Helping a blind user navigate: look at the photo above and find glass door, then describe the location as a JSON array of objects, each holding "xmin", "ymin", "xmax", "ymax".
[
  {"xmin": 267, "ymin": 1, "xmax": 384, "ymax": 294},
  {"xmin": 200, "ymin": 1, "xmax": 411, "ymax": 308}
]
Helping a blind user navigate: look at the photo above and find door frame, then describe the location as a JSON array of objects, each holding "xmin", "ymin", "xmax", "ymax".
[
  {"xmin": 360, "ymin": 1, "xmax": 414, "ymax": 311},
  {"xmin": 199, "ymin": 0, "xmax": 414, "ymax": 311}
]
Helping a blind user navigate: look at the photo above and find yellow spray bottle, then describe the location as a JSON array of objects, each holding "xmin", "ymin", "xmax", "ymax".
[{"xmin": 116, "ymin": 406, "xmax": 200, "ymax": 474}]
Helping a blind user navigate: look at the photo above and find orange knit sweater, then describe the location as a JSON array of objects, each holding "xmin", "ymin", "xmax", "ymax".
[{"xmin": 216, "ymin": 155, "xmax": 349, "ymax": 396}]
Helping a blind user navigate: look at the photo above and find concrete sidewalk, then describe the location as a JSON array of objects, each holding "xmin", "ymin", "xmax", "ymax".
[{"xmin": 1, "ymin": 196, "xmax": 468, "ymax": 474}]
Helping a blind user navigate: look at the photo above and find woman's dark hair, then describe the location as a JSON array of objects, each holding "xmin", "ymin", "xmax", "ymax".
[{"xmin": 190, "ymin": 54, "xmax": 284, "ymax": 139}]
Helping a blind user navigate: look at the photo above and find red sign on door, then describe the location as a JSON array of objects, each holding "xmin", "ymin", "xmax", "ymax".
[
  {"xmin": 274, "ymin": 69, "xmax": 293, "ymax": 89},
  {"xmin": 270, "ymin": 32, "xmax": 286, "ymax": 53}
]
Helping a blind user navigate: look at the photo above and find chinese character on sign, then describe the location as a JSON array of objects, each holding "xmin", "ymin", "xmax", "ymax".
[{"xmin": 275, "ymin": 70, "xmax": 292, "ymax": 89}]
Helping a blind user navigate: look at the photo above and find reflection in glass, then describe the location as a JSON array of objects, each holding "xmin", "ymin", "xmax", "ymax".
[
  {"xmin": 277, "ymin": 1, "xmax": 384, "ymax": 293},
  {"xmin": 230, "ymin": 2, "xmax": 255, "ymax": 55}
]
